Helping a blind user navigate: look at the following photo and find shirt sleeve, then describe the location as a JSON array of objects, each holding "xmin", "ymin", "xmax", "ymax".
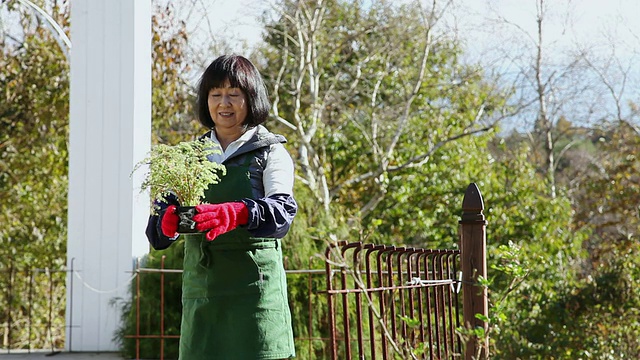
[
  {"xmin": 241, "ymin": 142, "xmax": 297, "ymax": 238},
  {"xmin": 262, "ymin": 143, "xmax": 295, "ymax": 196},
  {"xmin": 242, "ymin": 194, "xmax": 298, "ymax": 238}
]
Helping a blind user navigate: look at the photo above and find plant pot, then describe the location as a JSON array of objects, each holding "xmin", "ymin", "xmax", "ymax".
[{"xmin": 175, "ymin": 206, "xmax": 201, "ymax": 234}]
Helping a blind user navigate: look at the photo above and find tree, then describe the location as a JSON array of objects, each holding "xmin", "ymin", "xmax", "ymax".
[
  {"xmin": 463, "ymin": 1, "xmax": 640, "ymax": 356},
  {"xmin": 257, "ymin": 1, "xmax": 588, "ymax": 358},
  {"xmin": 481, "ymin": 140, "xmax": 587, "ymax": 358},
  {"xmin": 259, "ymin": 0, "xmax": 509, "ymax": 219},
  {"xmin": 0, "ymin": 0, "xmax": 70, "ymax": 349},
  {"xmin": 553, "ymin": 121, "xmax": 640, "ymax": 358},
  {"xmin": 150, "ymin": 3, "xmax": 200, "ymax": 144}
]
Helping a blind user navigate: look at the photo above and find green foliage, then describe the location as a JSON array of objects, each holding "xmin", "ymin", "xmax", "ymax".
[
  {"xmin": 150, "ymin": 4, "xmax": 199, "ymax": 144},
  {"xmin": 533, "ymin": 121, "xmax": 640, "ymax": 359},
  {"xmin": 134, "ymin": 139, "xmax": 225, "ymax": 208},
  {"xmin": 365, "ymin": 132, "xmax": 496, "ymax": 248},
  {"xmin": 478, "ymin": 143, "xmax": 584, "ymax": 358},
  {"xmin": 0, "ymin": 0, "xmax": 69, "ymax": 268},
  {"xmin": 113, "ymin": 242, "xmax": 184, "ymax": 359},
  {"xmin": 531, "ymin": 243, "xmax": 640, "ymax": 359},
  {"xmin": 0, "ymin": 0, "xmax": 69, "ymax": 350},
  {"xmin": 489, "ymin": 121, "xmax": 640, "ymax": 359}
]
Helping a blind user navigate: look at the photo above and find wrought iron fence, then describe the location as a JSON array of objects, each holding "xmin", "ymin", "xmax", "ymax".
[
  {"xmin": 0, "ymin": 265, "xmax": 66, "ymax": 354},
  {"xmin": 122, "ymin": 257, "xmax": 334, "ymax": 360},
  {"xmin": 1, "ymin": 183, "xmax": 488, "ymax": 359},
  {"xmin": 122, "ymin": 242, "xmax": 470, "ymax": 360},
  {"xmin": 324, "ymin": 242, "xmax": 462, "ymax": 359}
]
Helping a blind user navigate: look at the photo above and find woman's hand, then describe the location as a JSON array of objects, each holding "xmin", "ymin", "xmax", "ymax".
[
  {"xmin": 193, "ymin": 202, "xmax": 249, "ymax": 241},
  {"xmin": 160, "ymin": 205, "xmax": 179, "ymax": 238}
]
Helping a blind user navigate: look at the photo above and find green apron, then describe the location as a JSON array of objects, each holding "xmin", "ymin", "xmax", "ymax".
[{"xmin": 179, "ymin": 156, "xmax": 295, "ymax": 360}]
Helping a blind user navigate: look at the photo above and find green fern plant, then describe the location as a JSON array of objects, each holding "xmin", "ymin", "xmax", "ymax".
[{"xmin": 134, "ymin": 138, "xmax": 226, "ymax": 210}]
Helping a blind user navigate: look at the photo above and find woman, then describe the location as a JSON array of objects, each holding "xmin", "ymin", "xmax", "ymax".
[{"xmin": 145, "ymin": 54, "xmax": 297, "ymax": 359}]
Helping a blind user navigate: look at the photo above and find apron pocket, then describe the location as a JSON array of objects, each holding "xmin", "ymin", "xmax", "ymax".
[
  {"xmin": 206, "ymin": 249, "xmax": 264, "ymax": 296},
  {"xmin": 182, "ymin": 236, "xmax": 209, "ymax": 299},
  {"xmin": 247, "ymin": 247, "xmax": 282, "ymax": 283}
]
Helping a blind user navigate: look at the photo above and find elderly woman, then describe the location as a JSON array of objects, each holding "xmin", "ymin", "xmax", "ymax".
[{"xmin": 146, "ymin": 54, "xmax": 297, "ymax": 360}]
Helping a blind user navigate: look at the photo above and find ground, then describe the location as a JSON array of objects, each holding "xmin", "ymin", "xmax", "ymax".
[{"xmin": 0, "ymin": 352, "xmax": 123, "ymax": 360}]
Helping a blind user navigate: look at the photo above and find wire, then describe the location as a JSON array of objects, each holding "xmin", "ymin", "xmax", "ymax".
[{"xmin": 72, "ymin": 270, "xmax": 137, "ymax": 294}]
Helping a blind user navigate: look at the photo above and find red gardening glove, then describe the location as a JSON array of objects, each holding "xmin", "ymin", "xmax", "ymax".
[
  {"xmin": 160, "ymin": 205, "xmax": 179, "ymax": 238},
  {"xmin": 193, "ymin": 202, "xmax": 249, "ymax": 241}
]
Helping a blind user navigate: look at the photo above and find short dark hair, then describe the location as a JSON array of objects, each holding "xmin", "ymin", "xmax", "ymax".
[{"xmin": 196, "ymin": 55, "xmax": 270, "ymax": 129}]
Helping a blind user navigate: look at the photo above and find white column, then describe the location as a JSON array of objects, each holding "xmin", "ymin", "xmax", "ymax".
[{"xmin": 67, "ymin": 0, "xmax": 151, "ymax": 351}]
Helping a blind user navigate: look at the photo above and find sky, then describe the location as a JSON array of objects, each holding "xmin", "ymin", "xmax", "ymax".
[
  {"xmin": 455, "ymin": 0, "xmax": 640, "ymax": 64},
  {"xmin": 6, "ymin": 0, "xmax": 638, "ymax": 63},
  {"xmin": 177, "ymin": 0, "xmax": 269, "ymax": 54},
  {"xmin": 186, "ymin": 0, "xmax": 639, "ymax": 131},
  {"xmin": 452, "ymin": 0, "xmax": 640, "ymax": 130},
  {"xmin": 195, "ymin": 0, "xmax": 640, "ymax": 58}
]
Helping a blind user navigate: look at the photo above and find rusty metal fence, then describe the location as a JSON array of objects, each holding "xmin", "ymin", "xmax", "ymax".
[
  {"xmin": 1, "ymin": 183, "xmax": 488, "ymax": 359},
  {"xmin": 0, "ymin": 265, "xmax": 66, "ymax": 354},
  {"xmin": 325, "ymin": 242, "xmax": 462, "ymax": 359},
  {"xmin": 122, "ymin": 245, "xmax": 465, "ymax": 360},
  {"xmin": 0, "ymin": 261, "xmax": 470, "ymax": 359},
  {"xmin": 122, "ymin": 183, "xmax": 488, "ymax": 360},
  {"xmin": 323, "ymin": 183, "xmax": 488, "ymax": 360}
]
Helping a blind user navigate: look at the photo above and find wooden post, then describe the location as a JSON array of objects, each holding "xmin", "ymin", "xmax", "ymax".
[{"xmin": 459, "ymin": 183, "xmax": 489, "ymax": 359}]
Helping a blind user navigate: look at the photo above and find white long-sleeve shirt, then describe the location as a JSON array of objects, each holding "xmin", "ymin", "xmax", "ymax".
[{"xmin": 207, "ymin": 125, "xmax": 295, "ymax": 197}]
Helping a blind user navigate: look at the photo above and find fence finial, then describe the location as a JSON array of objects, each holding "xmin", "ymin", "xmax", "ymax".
[{"xmin": 461, "ymin": 183, "xmax": 485, "ymax": 223}]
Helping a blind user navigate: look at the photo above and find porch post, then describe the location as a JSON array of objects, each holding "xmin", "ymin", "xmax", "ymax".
[{"xmin": 66, "ymin": 0, "xmax": 151, "ymax": 351}]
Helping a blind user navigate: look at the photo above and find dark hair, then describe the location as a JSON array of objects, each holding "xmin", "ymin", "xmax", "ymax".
[{"xmin": 196, "ymin": 54, "xmax": 270, "ymax": 129}]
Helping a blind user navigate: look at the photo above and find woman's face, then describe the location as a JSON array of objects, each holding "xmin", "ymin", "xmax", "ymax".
[{"xmin": 207, "ymin": 81, "xmax": 248, "ymax": 132}]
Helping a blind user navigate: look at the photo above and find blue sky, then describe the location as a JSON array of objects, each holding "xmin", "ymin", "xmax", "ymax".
[
  {"xmin": 203, "ymin": 0, "xmax": 640, "ymax": 57},
  {"xmin": 197, "ymin": 0, "xmax": 639, "ymax": 131}
]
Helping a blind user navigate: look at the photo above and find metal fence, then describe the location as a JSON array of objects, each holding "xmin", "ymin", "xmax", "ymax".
[
  {"xmin": 120, "ymin": 243, "xmax": 470, "ymax": 360},
  {"xmin": 0, "ymin": 262, "xmax": 330, "ymax": 358},
  {"xmin": 0, "ymin": 254, "xmax": 461, "ymax": 359},
  {"xmin": 320, "ymin": 183, "xmax": 489, "ymax": 359},
  {"xmin": 0, "ymin": 265, "xmax": 66, "ymax": 354},
  {"xmin": 325, "ymin": 242, "xmax": 462, "ymax": 359},
  {"xmin": 1, "ymin": 183, "xmax": 488, "ymax": 359},
  {"xmin": 122, "ymin": 247, "xmax": 461, "ymax": 360},
  {"xmin": 121, "ymin": 257, "xmax": 334, "ymax": 360},
  {"xmin": 123, "ymin": 184, "xmax": 488, "ymax": 360}
]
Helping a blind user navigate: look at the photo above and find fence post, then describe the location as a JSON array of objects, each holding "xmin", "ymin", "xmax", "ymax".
[{"xmin": 459, "ymin": 183, "xmax": 489, "ymax": 360}]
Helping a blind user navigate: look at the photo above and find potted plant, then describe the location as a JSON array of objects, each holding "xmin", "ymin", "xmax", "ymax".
[{"xmin": 133, "ymin": 138, "xmax": 226, "ymax": 233}]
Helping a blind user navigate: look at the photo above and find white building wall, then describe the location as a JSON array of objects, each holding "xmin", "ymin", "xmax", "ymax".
[{"xmin": 67, "ymin": 0, "xmax": 151, "ymax": 351}]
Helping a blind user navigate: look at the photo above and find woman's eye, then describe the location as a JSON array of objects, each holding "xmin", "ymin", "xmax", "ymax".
[{"xmin": 211, "ymin": 93, "xmax": 221, "ymax": 97}]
